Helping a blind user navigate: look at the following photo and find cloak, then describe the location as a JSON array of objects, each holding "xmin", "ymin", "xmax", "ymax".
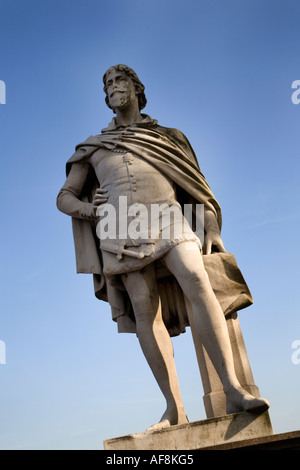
[{"xmin": 61, "ymin": 116, "xmax": 252, "ymax": 336}]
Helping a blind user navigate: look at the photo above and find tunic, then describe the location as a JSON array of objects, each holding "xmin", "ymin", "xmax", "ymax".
[
  {"xmin": 88, "ymin": 142, "xmax": 200, "ymax": 280},
  {"xmin": 57, "ymin": 115, "xmax": 227, "ymax": 335}
]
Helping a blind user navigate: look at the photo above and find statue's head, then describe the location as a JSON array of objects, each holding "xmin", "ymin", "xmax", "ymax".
[{"xmin": 103, "ymin": 64, "xmax": 147, "ymax": 112}]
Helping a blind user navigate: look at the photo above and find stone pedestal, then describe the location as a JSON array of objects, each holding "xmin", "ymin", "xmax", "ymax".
[
  {"xmin": 184, "ymin": 296, "xmax": 261, "ymax": 418},
  {"xmin": 103, "ymin": 411, "xmax": 273, "ymax": 451},
  {"xmin": 104, "ymin": 302, "xmax": 273, "ymax": 452},
  {"xmin": 200, "ymin": 430, "xmax": 300, "ymax": 450}
]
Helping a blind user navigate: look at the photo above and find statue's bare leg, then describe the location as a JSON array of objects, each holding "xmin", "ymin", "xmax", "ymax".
[
  {"xmin": 121, "ymin": 263, "xmax": 188, "ymax": 430},
  {"xmin": 163, "ymin": 242, "xmax": 270, "ymax": 414}
]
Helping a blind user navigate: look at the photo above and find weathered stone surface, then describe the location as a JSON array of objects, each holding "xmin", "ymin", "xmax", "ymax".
[
  {"xmin": 104, "ymin": 411, "xmax": 273, "ymax": 450},
  {"xmin": 58, "ymin": 65, "xmax": 271, "ymax": 433},
  {"xmin": 201, "ymin": 430, "xmax": 300, "ymax": 450}
]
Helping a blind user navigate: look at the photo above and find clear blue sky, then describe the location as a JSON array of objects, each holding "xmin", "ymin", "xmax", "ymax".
[{"xmin": 0, "ymin": 0, "xmax": 299, "ymax": 450}]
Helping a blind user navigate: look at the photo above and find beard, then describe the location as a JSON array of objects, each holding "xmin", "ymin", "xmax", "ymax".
[
  {"xmin": 116, "ymin": 95, "xmax": 129, "ymax": 109},
  {"xmin": 109, "ymin": 91, "xmax": 134, "ymax": 112}
]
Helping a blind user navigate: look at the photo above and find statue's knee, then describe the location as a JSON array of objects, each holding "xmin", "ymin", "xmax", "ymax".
[{"xmin": 182, "ymin": 269, "xmax": 210, "ymax": 300}]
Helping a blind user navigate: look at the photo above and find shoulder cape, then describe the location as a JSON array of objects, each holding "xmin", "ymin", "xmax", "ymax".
[{"xmin": 63, "ymin": 119, "xmax": 250, "ymax": 336}]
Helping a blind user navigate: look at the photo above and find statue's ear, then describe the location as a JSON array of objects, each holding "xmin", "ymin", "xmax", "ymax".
[{"xmin": 135, "ymin": 83, "xmax": 143, "ymax": 95}]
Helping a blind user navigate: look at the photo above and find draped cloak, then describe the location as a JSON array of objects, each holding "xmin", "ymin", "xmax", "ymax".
[{"xmin": 61, "ymin": 116, "xmax": 252, "ymax": 336}]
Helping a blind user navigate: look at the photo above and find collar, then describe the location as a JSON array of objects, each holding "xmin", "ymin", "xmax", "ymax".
[{"xmin": 101, "ymin": 114, "xmax": 158, "ymax": 133}]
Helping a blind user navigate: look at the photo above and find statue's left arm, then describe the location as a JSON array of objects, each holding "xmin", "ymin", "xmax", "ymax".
[
  {"xmin": 204, "ymin": 209, "xmax": 226, "ymax": 255},
  {"xmin": 174, "ymin": 128, "xmax": 226, "ymax": 254}
]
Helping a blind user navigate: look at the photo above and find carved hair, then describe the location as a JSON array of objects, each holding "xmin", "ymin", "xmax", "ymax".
[{"xmin": 103, "ymin": 64, "xmax": 147, "ymax": 111}]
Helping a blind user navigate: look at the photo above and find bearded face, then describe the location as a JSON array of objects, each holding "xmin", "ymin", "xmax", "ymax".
[{"xmin": 105, "ymin": 69, "xmax": 137, "ymax": 112}]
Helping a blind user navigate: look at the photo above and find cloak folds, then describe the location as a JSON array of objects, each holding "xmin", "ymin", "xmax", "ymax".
[{"xmin": 63, "ymin": 118, "xmax": 252, "ymax": 336}]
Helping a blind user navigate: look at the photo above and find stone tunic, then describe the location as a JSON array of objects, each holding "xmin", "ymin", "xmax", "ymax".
[
  {"xmin": 88, "ymin": 145, "xmax": 200, "ymax": 279},
  {"xmin": 58, "ymin": 116, "xmax": 253, "ymax": 337}
]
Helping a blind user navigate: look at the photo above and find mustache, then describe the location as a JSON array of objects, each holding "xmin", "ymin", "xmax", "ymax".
[{"xmin": 109, "ymin": 89, "xmax": 126, "ymax": 98}]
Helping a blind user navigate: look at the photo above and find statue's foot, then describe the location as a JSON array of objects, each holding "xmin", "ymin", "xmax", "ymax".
[
  {"xmin": 146, "ymin": 419, "xmax": 171, "ymax": 432},
  {"xmin": 226, "ymin": 387, "xmax": 270, "ymax": 415},
  {"xmin": 146, "ymin": 406, "xmax": 188, "ymax": 432}
]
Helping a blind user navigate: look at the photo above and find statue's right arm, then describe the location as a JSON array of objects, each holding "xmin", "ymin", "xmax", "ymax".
[{"xmin": 56, "ymin": 163, "xmax": 96, "ymax": 220}]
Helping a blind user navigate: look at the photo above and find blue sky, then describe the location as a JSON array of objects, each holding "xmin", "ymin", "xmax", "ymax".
[{"xmin": 0, "ymin": 0, "xmax": 300, "ymax": 450}]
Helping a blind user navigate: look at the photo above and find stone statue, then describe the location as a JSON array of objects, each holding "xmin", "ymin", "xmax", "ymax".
[{"xmin": 57, "ymin": 64, "xmax": 269, "ymax": 430}]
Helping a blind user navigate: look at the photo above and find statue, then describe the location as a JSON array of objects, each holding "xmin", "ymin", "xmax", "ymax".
[{"xmin": 57, "ymin": 65, "xmax": 269, "ymax": 430}]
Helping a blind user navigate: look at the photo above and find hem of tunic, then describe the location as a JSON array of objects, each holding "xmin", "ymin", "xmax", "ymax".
[{"xmin": 103, "ymin": 234, "xmax": 201, "ymax": 285}]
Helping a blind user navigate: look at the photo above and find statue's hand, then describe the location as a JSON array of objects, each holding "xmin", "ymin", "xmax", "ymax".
[
  {"xmin": 204, "ymin": 231, "xmax": 226, "ymax": 255},
  {"xmin": 92, "ymin": 188, "xmax": 108, "ymax": 216}
]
